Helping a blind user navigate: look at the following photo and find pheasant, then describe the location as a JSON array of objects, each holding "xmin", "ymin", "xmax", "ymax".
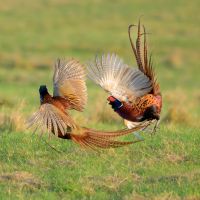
[
  {"xmin": 27, "ymin": 58, "xmax": 150, "ymax": 149},
  {"xmin": 87, "ymin": 21, "xmax": 162, "ymax": 135}
]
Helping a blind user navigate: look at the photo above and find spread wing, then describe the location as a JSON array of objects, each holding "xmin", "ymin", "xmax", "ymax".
[
  {"xmin": 53, "ymin": 59, "xmax": 87, "ymax": 111},
  {"xmin": 128, "ymin": 20, "xmax": 160, "ymax": 95},
  {"xmin": 87, "ymin": 53, "xmax": 152, "ymax": 102},
  {"xmin": 27, "ymin": 103, "xmax": 76, "ymax": 137}
]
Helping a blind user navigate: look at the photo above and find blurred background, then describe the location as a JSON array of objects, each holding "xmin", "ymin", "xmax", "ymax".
[
  {"xmin": 0, "ymin": 0, "xmax": 199, "ymax": 128},
  {"xmin": 0, "ymin": 0, "xmax": 199, "ymax": 199}
]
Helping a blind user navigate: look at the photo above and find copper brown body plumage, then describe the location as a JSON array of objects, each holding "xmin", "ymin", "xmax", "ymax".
[
  {"xmin": 28, "ymin": 58, "xmax": 150, "ymax": 150},
  {"xmin": 87, "ymin": 21, "xmax": 162, "ymax": 131}
]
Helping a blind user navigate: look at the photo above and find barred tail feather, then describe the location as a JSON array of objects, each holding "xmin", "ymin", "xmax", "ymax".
[
  {"xmin": 86, "ymin": 121, "xmax": 150, "ymax": 137},
  {"xmin": 71, "ymin": 134, "xmax": 141, "ymax": 150},
  {"xmin": 70, "ymin": 122, "xmax": 150, "ymax": 149}
]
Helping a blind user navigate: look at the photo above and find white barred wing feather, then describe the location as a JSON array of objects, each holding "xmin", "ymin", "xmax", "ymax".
[
  {"xmin": 87, "ymin": 53, "xmax": 152, "ymax": 103},
  {"xmin": 53, "ymin": 59, "xmax": 87, "ymax": 111},
  {"xmin": 27, "ymin": 104, "xmax": 76, "ymax": 137}
]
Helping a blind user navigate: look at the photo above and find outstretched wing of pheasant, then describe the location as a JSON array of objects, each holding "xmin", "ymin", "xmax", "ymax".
[
  {"xmin": 53, "ymin": 59, "xmax": 87, "ymax": 111},
  {"xmin": 128, "ymin": 20, "xmax": 160, "ymax": 95},
  {"xmin": 27, "ymin": 103, "xmax": 76, "ymax": 138},
  {"xmin": 87, "ymin": 53, "xmax": 152, "ymax": 103}
]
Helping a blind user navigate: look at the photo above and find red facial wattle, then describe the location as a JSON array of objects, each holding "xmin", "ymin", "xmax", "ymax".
[{"xmin": 107, "ymin": 96, "xmax": 116, "ymax": 103}]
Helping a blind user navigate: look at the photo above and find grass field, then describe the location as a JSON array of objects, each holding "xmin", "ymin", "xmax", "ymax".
[{"xmin": 0, "ymin": 0, "xmax": 200, "ymax": 199}]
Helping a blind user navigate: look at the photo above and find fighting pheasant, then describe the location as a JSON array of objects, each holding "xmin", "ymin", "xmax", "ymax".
[
  {"xmin": 87, "ymin": 21, "xmax": 162, "ymax": 133},
  {"xmin": 27, "ymin": 58, "xmax": 149, "ymax": 149}
]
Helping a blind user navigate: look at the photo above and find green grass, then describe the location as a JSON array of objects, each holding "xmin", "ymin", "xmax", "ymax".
[{"xmin": 0, "ymin": 0, "xmax": 200, "ymax": 199}]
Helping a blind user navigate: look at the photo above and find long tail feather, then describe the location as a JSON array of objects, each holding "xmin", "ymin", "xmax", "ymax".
[
  {"xmin": 70, "ymin": 122, "xmax": 150, "ymax": 149},
  {"xmin": 71, "ymin": 134, "xmax": 141, "ymax": 149},
  {"xmin": 129, "ymin": 20, "xmax": 160, "ymax": 96},
  {"xmin": 85, "ymin": 137, "xmax": 137, "ymax": 149},
  {"xmin": 86, "ymin": 121, "xmax": 150, "ymax": 137},
  {"xmin": 136, "ymin": 19, "xmax": 144, "ymax": 70}
]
